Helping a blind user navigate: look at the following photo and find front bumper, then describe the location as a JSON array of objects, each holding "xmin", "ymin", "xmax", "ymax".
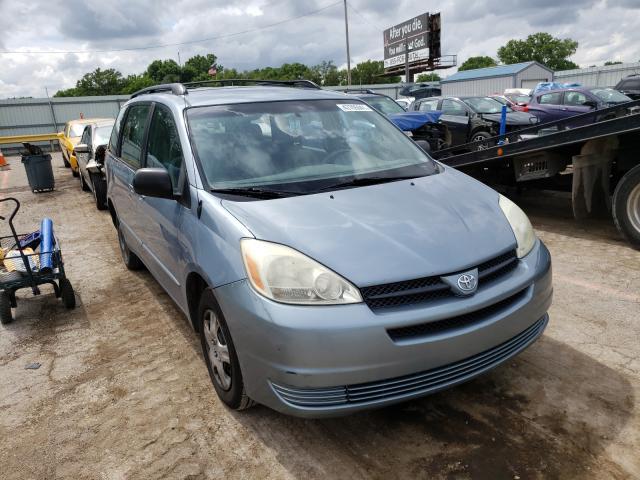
[{"xmin": 215, "ymin": 240, "xmax": 552, "ymax": 418}]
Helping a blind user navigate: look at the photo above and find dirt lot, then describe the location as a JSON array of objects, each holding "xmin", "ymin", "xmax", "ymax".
[{"xmin": 0, "ymin": 153, "xmax": 639, "ymax": 480}]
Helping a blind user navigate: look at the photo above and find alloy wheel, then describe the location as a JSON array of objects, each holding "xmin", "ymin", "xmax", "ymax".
[
  {"xmin": 203, "ymin": 309, "xmax": 232, "ymax": 391},
  {"xmin": 627, "ymin": 182, "xmax": 640, "ymax": 234}
]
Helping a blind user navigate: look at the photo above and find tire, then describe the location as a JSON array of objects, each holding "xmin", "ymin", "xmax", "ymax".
[
  {"xmin": 0, "ymin": 291, "xmax": 13, "ymax": 324},
  {"xmin": 59, "ymin": 278, "xmax": 76, "ymax": 309},
  {"xmin": 62, "ymin": 152, "xmax": 71, "ymax": 168},
  {"xmin": 117, "ymin": 222, "xmax": 144, "ymax": 270},
  {"xmin": 470, "ymin": 131, "xmax": 492, "ymax": 151},
  {"xmin": 79, "ymin": 172, "xmax": 90, "ymax": 192},
  {"xmin": 612, "ymin": 165, "xmax": 640, "ymax": 249},
  {"xmin": 91, "ymin": 174, "xmax": 108, "ymax": 210},
  {"xmin": 72, "ymin": 168, "xmax": 79, "ymax": 178},
  {"xmin": 198, "ymin": 289, "xmax": 254, "ymax": 411}
]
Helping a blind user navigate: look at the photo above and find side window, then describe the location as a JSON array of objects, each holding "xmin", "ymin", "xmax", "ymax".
[
  {"xmin": 109, "ymin": 107, "xmax": 127, "ymax": 155},
  {"xmin": 418, "ymin": 99, "xmax": 439, "ymax": 112},
  {"xmin": 539, "ymin": 92, "xmax": 563, "ymax": 105},
  {"xmin": 564, "ymin": 91, "xmax": 588, "ymax": 106},
  {"xmin": 146, "ymin": 105, "xmax": 184, "ymax": 193},
  {"xmin": 80, "ymin": 127, "xmax": 91, "ymax": 146},
  {"xmin": 441, "ymin": 99, "xmax": 466, "ymax": 115},
  {"xmin": 120, "ymin": 104, "xmax": 151, "ymax": 169},
  {"xmin": 622, "ymin": 78, "xmax": 640, "ymax": 89}
]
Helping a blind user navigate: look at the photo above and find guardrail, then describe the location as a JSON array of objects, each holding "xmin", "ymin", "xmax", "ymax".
[{"xmin": 0, "ymin": 133, "xmax": 60, "ymax": 145}]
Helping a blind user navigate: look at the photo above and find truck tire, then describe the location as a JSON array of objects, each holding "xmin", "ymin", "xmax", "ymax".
[{"xmin": 612, "ymin": 164, "xmax": 640, "ymax": 249}]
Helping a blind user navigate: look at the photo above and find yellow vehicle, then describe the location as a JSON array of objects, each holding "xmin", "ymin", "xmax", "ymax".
[{"xmin": 57, "ymin": 118, "xmax": 112, "ymax": 177}]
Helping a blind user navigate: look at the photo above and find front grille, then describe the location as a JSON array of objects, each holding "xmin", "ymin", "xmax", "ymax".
[
  {"xmin": 361, "ymin": 250, "xmax": 518, "ymax": 310},
  {"xmin": 387, "ymin": 287, "xmax": 528, "ymax": 341},
  {"xmin": 271, "ymin": 316, "xmax": 547, "ymax": 409}
]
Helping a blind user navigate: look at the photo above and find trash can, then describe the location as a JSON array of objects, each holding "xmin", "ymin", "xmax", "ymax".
[{"xmin": 21, "ymin": 154, "xmax": 55, "ymax": 193}]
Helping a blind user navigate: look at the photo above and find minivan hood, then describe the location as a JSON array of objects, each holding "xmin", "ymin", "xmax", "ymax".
[
  {"xmin": 222, "ymin": 169, "xmax": 517, "ymax": 286},
  {"xmin": 481, "ymin": 111, "xmax": 538, "ymax": 125}
]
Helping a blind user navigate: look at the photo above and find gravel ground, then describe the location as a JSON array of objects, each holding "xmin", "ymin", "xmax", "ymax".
[{"xmin": 0, "ymin": 153, "xmax": 639, "ymax": 480}]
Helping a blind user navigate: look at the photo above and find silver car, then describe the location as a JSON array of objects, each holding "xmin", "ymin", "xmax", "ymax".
[
  {"xmin": 74, "ymin": 119, "xmax": 114, "ymax": 210},
  {"xmin": 105, "ymin": 80, "xmax": 552, "ymax": 418}
]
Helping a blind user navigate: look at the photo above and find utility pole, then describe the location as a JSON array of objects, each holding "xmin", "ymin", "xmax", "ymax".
[
  {"xmin": 343, "ymin": 0, "xmax": 352, "ymax": 86},
  {"xmin": 404, "ymin": 38, "xmax": 411, "ymax": 83}
]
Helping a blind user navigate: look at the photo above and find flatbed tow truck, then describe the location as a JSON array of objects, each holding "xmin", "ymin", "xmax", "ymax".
[{"xmin": 431, "ymin": 99, "xmax": 640, "ymax": 249}]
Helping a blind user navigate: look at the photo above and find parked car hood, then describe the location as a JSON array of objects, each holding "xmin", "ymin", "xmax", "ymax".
[
  {"xmin": 388, "ymin": 111, "xmax": 443, "ymax": 131},
  {"xmin": 221, "ymin": 168, "xmax": 517, "ymax": 287},
  {"xmin": 480, "ymin": 111, "xmax": 538, "ymax": 125}
]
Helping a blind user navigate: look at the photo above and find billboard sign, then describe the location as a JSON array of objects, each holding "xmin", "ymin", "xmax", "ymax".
[{"xmin": 383, "ymin": 13, "xmax": 429, "ymax": 69}]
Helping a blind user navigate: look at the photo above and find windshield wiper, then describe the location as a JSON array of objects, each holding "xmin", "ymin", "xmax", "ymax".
[
  {"xmin": 211, "ymin": 187, "xmax": 300, "ymax": 199},
  {"xmin": 315, "ymin": 176, "xmax": 420, "ymax": 192}
]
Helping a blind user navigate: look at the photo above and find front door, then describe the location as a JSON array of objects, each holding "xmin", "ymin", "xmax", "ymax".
[
  {"xmin": 439, "ymin": 99, "xmax": 470, "ymax": 146},
  {"xmin": 76, "ymin": 126, "xmax": 92, "ymax": 182},
  {"xmin": 137, "ymin": 104, "xmax": 189, "ymax": 301}
]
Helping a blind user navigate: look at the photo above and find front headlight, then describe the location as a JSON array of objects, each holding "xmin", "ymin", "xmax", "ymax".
[
  {"xmin": 499, "ymin": 194, "xmax": 536, "ymax": 258},
  {"xmin": 240, "ymin": 239, "xmax": 362, "ymax": 305}
]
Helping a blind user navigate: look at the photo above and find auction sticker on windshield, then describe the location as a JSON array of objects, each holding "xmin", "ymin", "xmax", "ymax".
[{"xmin": 337, "ymin": 104, "xmax": 373, "ymax": 112}]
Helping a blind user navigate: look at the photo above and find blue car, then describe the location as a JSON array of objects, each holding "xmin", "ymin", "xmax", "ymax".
[{"xmin": 105, "ymin": 80, "xmax": 552, "ymax": 418}]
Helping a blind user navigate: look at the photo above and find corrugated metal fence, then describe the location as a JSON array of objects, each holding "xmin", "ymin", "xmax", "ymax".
[
  {"xmin": 554, "ymin": 62, "xmax": 640, "ymax": 87},
  {"xmin": 0, "ymin": 95, "xmax": 129, "ymax": 153}
]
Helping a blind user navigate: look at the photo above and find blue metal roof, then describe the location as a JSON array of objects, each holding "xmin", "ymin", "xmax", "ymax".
[{"xmin": 441, "ymin": 62, "xmax": 547, "ymax": 83}]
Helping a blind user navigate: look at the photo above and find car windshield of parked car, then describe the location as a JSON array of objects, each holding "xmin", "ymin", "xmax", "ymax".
[
  {"xmin": 462, "ymin": 97, "xmax": 513, "ymax": 114},
  {"xmin": 363, "ymin": 96, "xmax": 406, "ymax": 115},
  {"xmin": 94, "ymin": 126, "xmax": 112, "ymax": 147},
  {"xmin": 590, "ymin": 88, "xmax": 631, "ymax": 104},
  {"xmin": 187, "ymin": 99, "xmax": 438, "ymax": 192},
  {"xmin": 508, "ymin": 94, "xmax": 531, "ymax": 104},
  {"xmin": 69, "ymin": 124, "xmax": 86, "ymax": 137}
]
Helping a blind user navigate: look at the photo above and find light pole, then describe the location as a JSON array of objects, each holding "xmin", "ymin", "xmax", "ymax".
[{"xmin": 343, "ymin": 0, "xmax": 352, "ymax": 86}]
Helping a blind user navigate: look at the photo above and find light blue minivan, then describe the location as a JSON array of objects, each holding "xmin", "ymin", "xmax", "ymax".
[{"xmin": 105, "ymin": 80, "xmax": 552, "ymax": 417}]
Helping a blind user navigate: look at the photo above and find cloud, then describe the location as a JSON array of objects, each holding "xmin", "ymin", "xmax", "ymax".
[{"xmin": 0, "ymin": 0, "xmax": 639, "ymax": 98}]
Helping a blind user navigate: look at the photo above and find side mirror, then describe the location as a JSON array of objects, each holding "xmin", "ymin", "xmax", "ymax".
[
  {"xmin": 74, "ymin": 143, "xmax": 90, "ymax": 154},
  {"xmin": 133, "ymin": 168, "xmax": 174, "ymax": 199},
  {"xmin": 583, "ymin": 100, "xmax": 597, "ymax": 109}
]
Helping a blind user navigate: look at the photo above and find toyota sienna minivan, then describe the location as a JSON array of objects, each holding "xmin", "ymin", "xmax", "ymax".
[{"xmin": 105, "ymin": 80, "xmax": 552, "ymax": 417}]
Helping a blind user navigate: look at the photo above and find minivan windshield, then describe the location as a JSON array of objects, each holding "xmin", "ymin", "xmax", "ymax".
[{"xmin": 187, "ymin": 99, "xmax": 438, "ymax": 193}]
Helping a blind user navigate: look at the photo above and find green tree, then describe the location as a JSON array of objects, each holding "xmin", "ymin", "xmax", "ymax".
[
  {"xmin": 121, "ymin": 74, "xmax": 155, "ymax": 94},
  {"xmin": 55, "ymin": 68, "xmax": 126, "ymax": 96},
  {"xmin": 415, "ymin": 72, "xmax": 441, "ymax": 82},
  {"xmin": 182, "ymin": 54, "xmax": 218, "ymax": 82},
  {"xmin": 350, "ymin": 60, "xmax": 400, "ymax": 85},
  {"xmin": 145, "ymin": 59, "xmax": 182, "ymax": 83},
  {"xmin": 497, "ymin": 32, "xmax": 579, "ymax": 70},
  {"xmin": 604, "ymin": 61, "xmax": 623, "ymax": 66},
  {"xmin": 458, "ymin": 56, "xmax": 497, "ymax": 71}
]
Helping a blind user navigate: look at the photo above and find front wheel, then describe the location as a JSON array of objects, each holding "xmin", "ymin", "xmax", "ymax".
[
  {"xmin": 470, "ymin": 131, "xmax": 493, "ymax": 151},
  {"xmin": 612, "ymin": 165, "xmax": 640, "ymax": 249},
  {"xmin": 117, "ymin": 222, "xmax": 143, "ymax": 270},
  {"xmin": 198, "ymin": 289, "xmax": 254, "ymax": 411},
  {"xmin": 62, "ymin": 152, "xmax": 71, "ymax": 168}
]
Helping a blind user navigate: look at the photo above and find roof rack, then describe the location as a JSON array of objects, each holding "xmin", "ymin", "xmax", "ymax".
[
  {"xmin": 183, "ymin": 79, "xmax": 321, "ymax": 90},
  {"xmin": 130, "ymin": 83, "xmax": 187, "ymax": 99}
]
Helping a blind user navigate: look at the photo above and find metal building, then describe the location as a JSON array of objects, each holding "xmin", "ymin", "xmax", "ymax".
[
  {"xmin": 554, "ymin": 62, "xmax": 640, "ymax": 87},
  {"xmin": 440, "ymin": 61, "xmax": 553, "ymax": 96}
]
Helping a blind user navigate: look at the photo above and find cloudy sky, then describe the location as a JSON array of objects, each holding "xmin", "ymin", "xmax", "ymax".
[{"xmin": 0, "ymin": 0, "xmax": 639, "ymax": 98}]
